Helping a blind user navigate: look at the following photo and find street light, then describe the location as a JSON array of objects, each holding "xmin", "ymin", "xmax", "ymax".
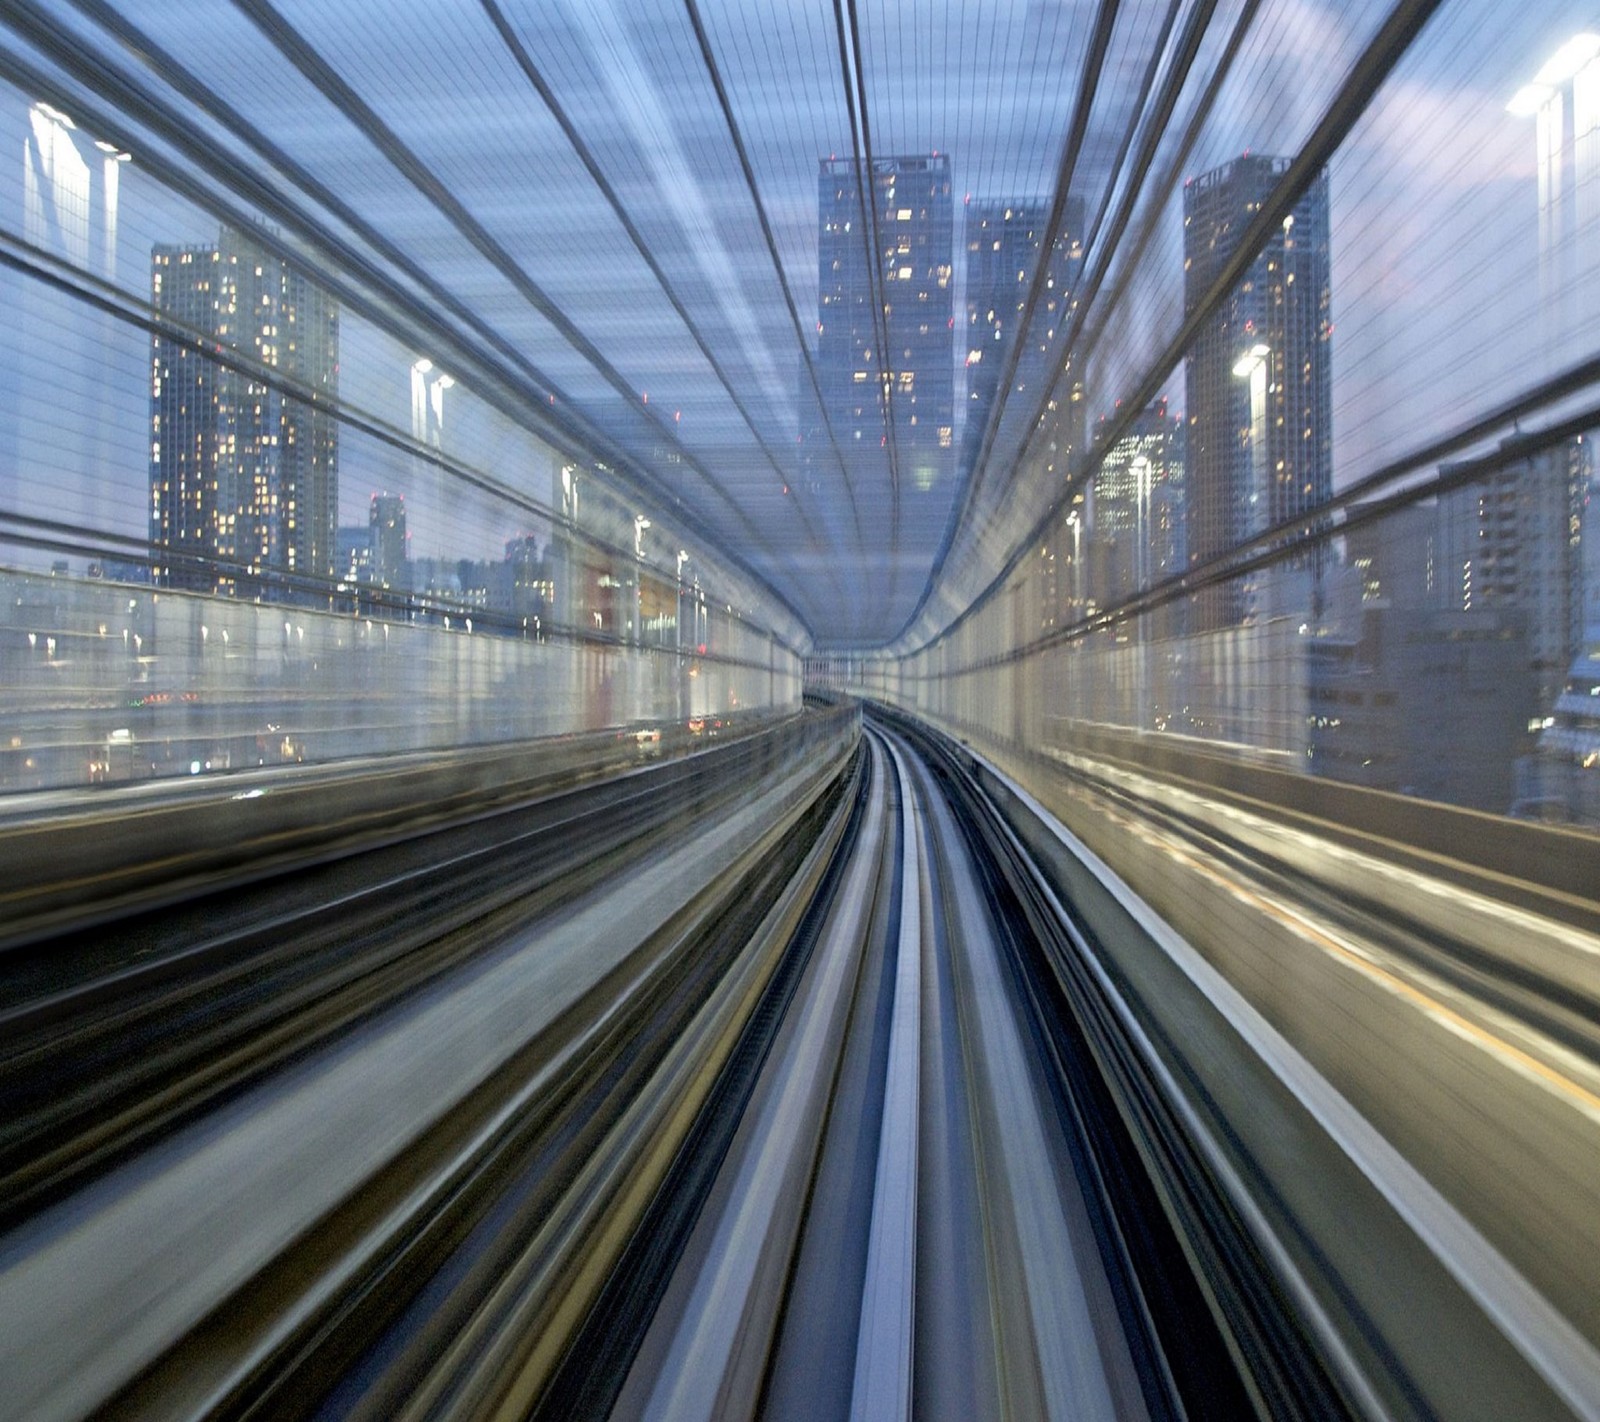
[
  {"xmin": 1508, "ymin": 85, "xmax": 1550, "ymax": 117},
  {"xmin": 410, "ymin": 359, "xmax": 452, "ymax": 448},
  {"xmin": 561, "ymin": 465, "xmax": 580, "ymax": 524},
  {"xmin": 1128, "ymin": 452, "xmax": 1156, "ymax": 730},
  {"xmin": 631, "ymin": 517, "xmax": 651, "ymax": 667},
  {"xmin": 1230, "ymin": 342, "xmax": 1271, "ymax": 379},
  {"xmin": 1508, "ymin": 34, "xmax": 1600, "ymax": 342},
  {"xmin": 1508, "ymin": 32, "xmax": 1600, "ymax": 113},
  {"xmin": 1065, "ymin": 507, "xmax": 1082, "ymax": 617},
  {"xmin": 1233, "ymin": 343, "xmax": 1270, "ymax": 533},
  {"xmin": 1131, "ymin": 453, "xmax": 1153, "ymax": 596},
  {"xmin": 675, "ymin": 550, "xmax": 691, "ymax": 719},
  {"xmin": 410, "ymin": 359, "xmax": 431, "ymax": 446},
  {"xmin": 1535, "ymin": 32, "xmax": 1599, "ymax": 91},
  {"xmin": 676, "ymin": 549, "xmax": 689, "ymax": 652}
]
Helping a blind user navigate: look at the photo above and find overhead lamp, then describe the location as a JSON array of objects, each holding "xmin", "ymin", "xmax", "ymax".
[
  {"xmin": 1507, "ymin": 83, "xmax": 1551, "ymax": 116},
  {"xmin": 1231, "ymin": 343, "xmax": 1270, "ymax": 379},
  {"xmin": 1508, "ymin": 34, "xmax": 1600, "ymax": 115},
  {"xmin": 1534, "ymin": 32, "xmax": 1600, "ymax": 87}
]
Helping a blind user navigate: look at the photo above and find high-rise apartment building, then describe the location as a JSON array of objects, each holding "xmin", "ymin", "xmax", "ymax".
[
  {"xmin": 500, "ymin": 533, "xmax": 552, "ymax": 627},
  {"xmin": 1344, "ymin": 499, "xmax": 1441, "ymax": 612},
  {"xmin": 1091, "ymin": 399, "xmax": 1185, "ymax": 545},
  {"xmin": 335, "ymin": 524, "xmax": 372, "ymax": 588},
  {"xmin": 1183, "ymin": 155, "xmax": 1331, "ymax": 630},
  {"xmin": 808, "ymin": 154, "xmax": 953, "ymax": 540},
  {"xmin": 368, "ymin": 492, "xmax": 408, "ymax": 593},
  {"xmin": 150, "ymin": 227, "xmax": 338, "ymax": 600},
  {"xmin": 1088, "ymin": 398, "xmax": 1186, "ymax": 613},
  {"xmin": 962, "ymin": 196, "xmax": 1083, "ymax": 471},
  {"xmin": 1437, "ymin": 437, "xmax": 1588, "ymax": 712}
]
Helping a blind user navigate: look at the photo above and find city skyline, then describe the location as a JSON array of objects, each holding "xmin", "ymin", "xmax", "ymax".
[
  {"xmin": 0, "ymin": 2, "xmax": 1590, "ymax": 654},
  {"xmin": 806, "ymin": 152, "xmax": 956, "ymax": 600},
  {"xmin": 0, "ymin": 0, "xmax": 1593, "ymax": 818},
  {"xmin": 150, "ymin": 226, "xmax": 340, "ymax": 600}
]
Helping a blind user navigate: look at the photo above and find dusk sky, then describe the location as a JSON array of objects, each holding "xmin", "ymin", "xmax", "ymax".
[{"xmin": 0, "ymin": 0, "xmax": 1593, "ymax": 644}]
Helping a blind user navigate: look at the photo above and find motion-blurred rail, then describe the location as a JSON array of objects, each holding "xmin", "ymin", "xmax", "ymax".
[{"xmin": 1, "ymin": 701, "xmax": 1598, "ymax": 1420}]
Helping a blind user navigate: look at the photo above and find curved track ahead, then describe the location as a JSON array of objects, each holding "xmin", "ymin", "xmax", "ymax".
[
  {"xmin": 12, "ymin": 703, "xmax": 1589, "ymax": 1420},
  {"xmin": 601, "ymin": 721, "xmax": 1245, "ymax": 1422}
]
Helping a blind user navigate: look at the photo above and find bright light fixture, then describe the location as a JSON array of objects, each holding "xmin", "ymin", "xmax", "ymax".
[
  {"xmin": 1507, "ymin": 82, "xmax": 1552, "ymax": 116},
  {"xmin": 1534, "ymin": 32, "xmax": 1600, "ymax": 88},
  {"xmin": 1231, "ymin": 343, "xmax": 1270, "ymax": 378}
]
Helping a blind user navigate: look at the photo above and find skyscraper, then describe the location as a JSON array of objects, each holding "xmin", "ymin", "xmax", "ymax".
[
  {"xmin": 368, "ymin": 492, "xmax": 408, "ymax": 593},
  {"xmin": 150, "ymin": 227, "xmax": 338, "ymax": 600},
  {"xmin": 1183, "ymin": 155, "xmax": 1331, "ymax": 630},
  {"xmin": 500, "ymin": 533, "xmax": 552, "ymax": 628},
  {"xmin": 962, "ymin": 196, "xmax": 1083, "ymax": 473},
  {"xmin": 1089, "ymin": 397, "xmax": 1185, "ymax": 608},
  {"xmin": 809, "ymin": 154, "xmax": 954, "ymax": 535},
  {"xmin": 1437, "ymin": 437, "xmax": 1588, "ymax": 713}
]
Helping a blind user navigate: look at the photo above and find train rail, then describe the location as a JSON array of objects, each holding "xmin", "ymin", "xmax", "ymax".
[
  {"xmin": 2, "ymin": 701, "xmax": 1597, "ymax": 1419},
  {"xmin": 1041, "ymin": 743, "xmax": 1600, "ymax": 1065},
  {"xmin": 0, "ymin": 714, "xmax": 847, "ymax": 1230}
]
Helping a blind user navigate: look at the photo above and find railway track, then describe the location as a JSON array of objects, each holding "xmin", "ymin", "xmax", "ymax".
[
  {"xmin": 0, "ymin": 717, "xmax": 845, "ymax": 1229},
  {"xmin": 603, "ymin": 722, "xmax": 1217, "ymax": 1420},
  {"xmin": 1037, "ymin": 744, "xmax": 1600, "ymax": 1069},
  {"xmin": 0, "ymin": 701, "xmax": 1214, "ymax": 1420},
  {"xmin": 3, "ymin": 701, "xmax": 1592, "ymax": 1419}
]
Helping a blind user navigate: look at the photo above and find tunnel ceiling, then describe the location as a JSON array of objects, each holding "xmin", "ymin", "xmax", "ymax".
[{"xmin": 2, "ymin": 0, "xmax": 1450, "ymax": 649}]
